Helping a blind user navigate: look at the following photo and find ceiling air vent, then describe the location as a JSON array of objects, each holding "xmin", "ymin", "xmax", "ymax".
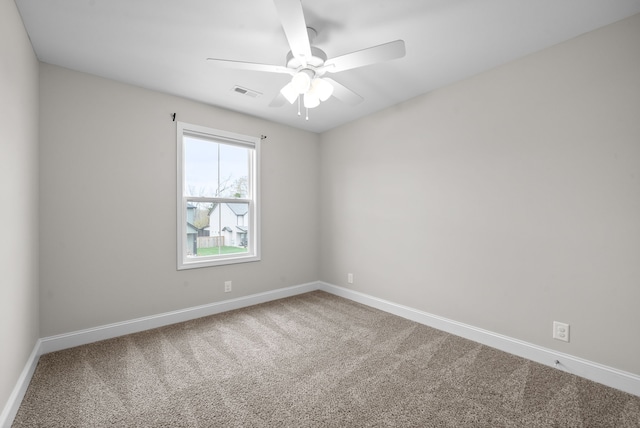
[{"xmin": 232, "ymin": 85, "xmax": 262, "ymax": 98}]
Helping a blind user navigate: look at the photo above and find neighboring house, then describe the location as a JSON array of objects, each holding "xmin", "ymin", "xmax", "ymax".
[{"xmin": 206, "ymin": 202, "xmax": 249, "ymax": 248}]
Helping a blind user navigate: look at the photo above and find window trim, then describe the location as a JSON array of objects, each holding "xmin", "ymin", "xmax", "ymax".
[{"xmin": 176, "ymin": 121, "xmax": 260, "ymax": 270}]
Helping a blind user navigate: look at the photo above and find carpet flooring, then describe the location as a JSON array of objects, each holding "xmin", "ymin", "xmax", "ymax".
[{"xmin": 13, "ymin": 291, "xmax": 640, "ymax": 427}]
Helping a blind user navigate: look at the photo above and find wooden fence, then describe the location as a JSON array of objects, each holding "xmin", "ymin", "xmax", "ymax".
[{"xmin": 197, "ymin": 236, "xmax": 225, "ymax": 248}]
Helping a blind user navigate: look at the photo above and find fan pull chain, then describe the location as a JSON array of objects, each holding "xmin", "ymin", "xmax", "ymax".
[
  {"xmin": 297, "ymin": 96, "xmax": 301, "ymax": 116},
  {"xmin": 305, "ymin": 107, "xmax": 309, "ymax": 121}
]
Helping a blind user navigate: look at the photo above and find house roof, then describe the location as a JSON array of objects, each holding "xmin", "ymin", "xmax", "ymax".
[{"xmin": 227, "ymin": 203, "xmax": 248, "ymax": 216}]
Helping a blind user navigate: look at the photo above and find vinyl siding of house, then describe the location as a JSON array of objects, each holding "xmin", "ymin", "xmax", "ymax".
[{"xmin": 207, "ymin": 203, "xmax": 249, "ymax": 247}]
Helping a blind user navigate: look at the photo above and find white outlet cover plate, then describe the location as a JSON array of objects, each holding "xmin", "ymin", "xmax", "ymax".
[{"xmin": 553, "ymin": 321, "xmax": 570, "ymax": 342}]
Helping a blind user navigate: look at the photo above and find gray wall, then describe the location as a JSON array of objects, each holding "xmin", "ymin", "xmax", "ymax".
[
  {"xmin": 320, "ymin": 14, "xmax": 640, "ymax": 375},
  {"xmin": 0, "ymin": 0, "xmax": 40, "ymax": 412},
  {"xmin": 39, "ymin": 64, "xmax": 320, "ymax": 336}
]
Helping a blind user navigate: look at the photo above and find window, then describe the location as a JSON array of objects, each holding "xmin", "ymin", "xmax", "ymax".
[{"xmin": 177, "ymin": 122, "xmax": 260, "ymax": 269}]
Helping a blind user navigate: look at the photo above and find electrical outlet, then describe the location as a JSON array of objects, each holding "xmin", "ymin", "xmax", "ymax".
[
  {"xmin": 347, "ymin": 273, "xmax": 353, "ymax": 284},
  {"xmin": 224, "ymin": 281, "xmax": 232, "ymax": 293},
  {"xmin": 553, "ymin": 321, "xmax": 570, "ymax": 342}
]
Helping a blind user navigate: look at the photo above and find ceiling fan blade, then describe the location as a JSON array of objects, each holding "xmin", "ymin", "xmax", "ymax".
[
  {"xmin": 273, "ymin": 0, "xmax": 312, "ymax": 64},
  {"xmin": 206, "ymin": 58, "xmax": 293, "ymax": 75},
  {"xmin": 324, "ymin": 40, "xmax": 406, "ymax": 73},
  {"xmin": 323, "ymin": 78, "xmax": 363, "ymax": 106}
]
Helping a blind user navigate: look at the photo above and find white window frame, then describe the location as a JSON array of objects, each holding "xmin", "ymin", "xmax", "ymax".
[{"xmin": 177, "ymin": 121, "xmax": 260, "ymax": 270}]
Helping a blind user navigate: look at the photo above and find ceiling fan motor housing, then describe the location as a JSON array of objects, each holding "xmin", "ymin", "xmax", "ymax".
[{"xmin": 286, "ymin": 46, "xmax": 327, "ymax": 70}]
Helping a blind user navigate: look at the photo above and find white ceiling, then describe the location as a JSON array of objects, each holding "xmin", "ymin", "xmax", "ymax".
[{"xmin": 15, "ymin": 0, "xmax": 640, "ymax": 133}]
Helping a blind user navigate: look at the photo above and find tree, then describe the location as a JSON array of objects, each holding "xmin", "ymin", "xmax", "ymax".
[
  {"xmin": 187, "ymin": 173, "xmax": 243, "ymax": 198},
  {"xmin": 230, "ymin": 176, "xmax": 248, "ymax": 198},
  {"xmin": 193, "ymin": 203, "xmax": 213, "ymax": 230}
]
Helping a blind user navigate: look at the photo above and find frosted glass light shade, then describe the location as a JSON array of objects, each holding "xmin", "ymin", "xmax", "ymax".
[
  {"xmin": 303, "ymin": 92, "xmax": 320, "ymax": 108},
  {"xmin": 280, "ymin": 82, "xmax": 298, "ymax": 104},
  {"xmin": 291, "ymin": 69, "xmax": 313, "ymax": 94},
  {"xmin": 311, "ymin": 78, "xmax": 334, "ymax": 102}
]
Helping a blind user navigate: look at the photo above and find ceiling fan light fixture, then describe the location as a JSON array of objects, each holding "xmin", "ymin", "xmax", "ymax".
[
  {"xmin": 280, "ymin": 82, "xmax": 298, "ymax": 104},
  {"xmin": 303, "ymin": 92, "xmax": 320, "ymax": 109},
  {"xmin": 291, "ymin": 69, "xmax": 314, "ymax": 94},
  {"xmin": 310, "ymin": 78, "xmax": 334, "ymax": 102}
]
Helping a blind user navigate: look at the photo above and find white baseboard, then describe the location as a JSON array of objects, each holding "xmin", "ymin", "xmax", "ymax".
[
  {"xmin": 40, "ymin": 281, "xmax": 320, "ymax": 354},
  {"xmin": 4, "ymin": 280, "xmax": 639, "ymax": 427},
  {"xmin": 318, "ymin": 282, "xmax": 640, "ymax": 397},
  {"xmin": 0, "ymin": 340, "xmax": 42, "ymax": 428}
]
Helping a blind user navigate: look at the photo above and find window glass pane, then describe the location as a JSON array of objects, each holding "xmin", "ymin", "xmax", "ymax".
[
  {"xmin": 186, "ymin": 201, "xmax": 249, "ymax": 258},
  {"xmin": 184, "ymin": 137, "xmax": 219, "ymax": 198},
  {"xmin": 219, "ymin": 144, "xmax": 250, "ymax": 199}
]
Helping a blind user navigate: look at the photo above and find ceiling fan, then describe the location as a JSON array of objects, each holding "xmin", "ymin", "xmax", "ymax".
[{"xmin": 206, "ymin": 0, "xmax": 406, "ymax": 119}]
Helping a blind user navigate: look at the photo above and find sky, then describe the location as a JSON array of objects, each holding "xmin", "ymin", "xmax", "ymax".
[{"xmin": 184, "ymin": 136, "xmax": 249, "ymax": 198}]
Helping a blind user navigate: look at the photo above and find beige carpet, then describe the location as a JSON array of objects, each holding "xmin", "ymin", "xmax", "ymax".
[{"xmin": 13, "ymin": 291, "xmax": 640, "ymax": 427}]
